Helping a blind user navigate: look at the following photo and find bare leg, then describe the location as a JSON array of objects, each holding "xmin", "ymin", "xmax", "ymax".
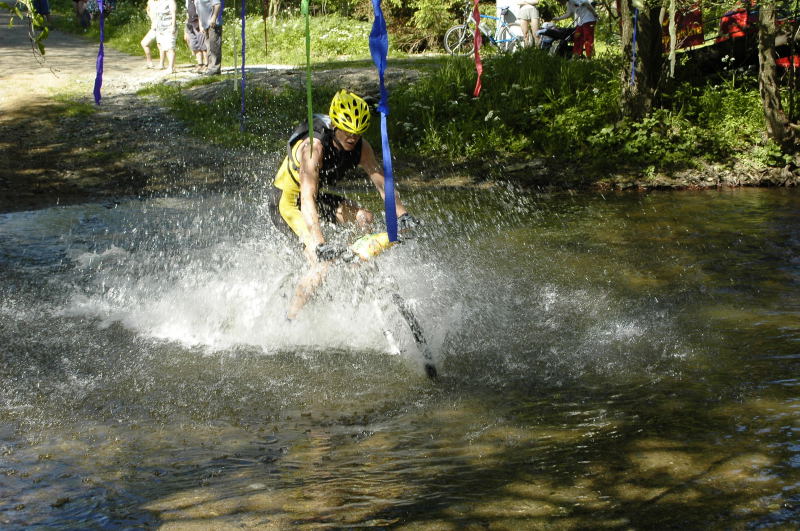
[
  {"xmin": 336, "ymin": 200, "xmax": 373, "ymax": 228},
  {"xmin": 285, "ymin": 201, "xmax": 373, "ymax": 321},
  {"xmin": 287, "ymin": 255, "xmax": 330, "ymax": 320},
  {"xmin": 531, "ymin": 18, "xmax": 541, "ymax": 47},
  {"xmin": 167, "ymin": 49, "xmax": 176, "ymax": 73},
  {"xmin": 141, "ymin": 40, "xmax": 153, "ymax": 66},
  {"xmin": 158, "ymin": 48, "xmax": 166, "ymax": 69},
  {"xmin": 519, "ymin": 19, "xmax": 531, "ymax": 47}
]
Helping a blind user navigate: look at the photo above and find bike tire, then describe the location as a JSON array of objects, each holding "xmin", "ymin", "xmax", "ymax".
[
  {"xmin": 444, "ymin": 24, "xmax": 475, "ymax": 56},
  {"xmin": 497, "ymin": 24, "xmax": 522, "ymax": 53},
  {"xmin": 391, "ymin": 293, "xmax": 437, "ymax": 379}
]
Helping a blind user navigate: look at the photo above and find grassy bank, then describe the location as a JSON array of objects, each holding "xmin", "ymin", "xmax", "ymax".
[
  {"xmin": 45, "ymin": 2, "xmax": 785, "ymax": 184},
  {"xmin": 387, "ymin": 49, "xmax": 781, "ymax": 173},
  {"xmin": 141, "ymin": 48, "xmax": 781, "ymax": 184}
]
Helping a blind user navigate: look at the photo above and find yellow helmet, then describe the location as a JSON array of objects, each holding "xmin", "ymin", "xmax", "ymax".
[{"xmin": 329, "ymin": 90, "xmax": 371, "ymax": 135}]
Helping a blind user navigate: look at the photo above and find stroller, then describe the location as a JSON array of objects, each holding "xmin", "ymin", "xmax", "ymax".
[{"xmin": 537, "ymin": 22, "xmax": 576, "ymax": 58}]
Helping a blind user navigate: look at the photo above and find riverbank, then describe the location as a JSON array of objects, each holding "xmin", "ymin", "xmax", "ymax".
[{"xmin": 1, "ymin": 17, "xmax": 798, "ymax": 215}]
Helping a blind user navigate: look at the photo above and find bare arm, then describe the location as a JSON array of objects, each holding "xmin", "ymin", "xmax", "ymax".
[
  {"xmin": 169, "ymin": 0, "xmax": 176, "ymax": 29},
  {"xmin": 298, "ymin": 138, "xmax": 326, "ymax": 250},
  {"xmin": 553, "ymin": 2, "xmax": 574, "ymax": 21},
  {"xmin": 359, "ymin": 140, "xmax": 408, "ymax": 218},
  {"xmin": 209, "ymin": 2, "xmax": 221, "ymax": 27}
]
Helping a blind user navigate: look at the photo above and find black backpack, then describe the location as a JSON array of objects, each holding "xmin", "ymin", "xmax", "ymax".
[{"xmin": 286, "ymin": 114, "xmax": 332, "ymax": 160}]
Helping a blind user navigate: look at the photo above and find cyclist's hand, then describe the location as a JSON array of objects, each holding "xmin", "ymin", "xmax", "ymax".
[
  {"xmin": 397, "ymin": 213, "xmax": 421, "ymax": 231},
  {"xmin": 315, "ymin": 242, "xmax": 348, "ymax": 262}
]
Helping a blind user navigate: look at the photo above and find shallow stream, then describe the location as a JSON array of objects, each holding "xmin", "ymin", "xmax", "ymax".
[{"xmin": 1, "ymin": 187, "xmax": 799, "ymax": 528}]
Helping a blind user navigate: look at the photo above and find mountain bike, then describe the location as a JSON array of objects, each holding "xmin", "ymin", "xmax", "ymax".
[
  {"xmin": 344, "ymin": 232, "xmax": 438, "ymax": 380},
  {"xmin": 277, "ymin": 232, "xmax": 438, "ymax": 380},
  {"xmin": 444, "ymin": 3, "xmax": 523, "ymax": 56}
]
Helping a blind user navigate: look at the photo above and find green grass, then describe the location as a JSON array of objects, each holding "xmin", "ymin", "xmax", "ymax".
[
  {"xmin": 47, "ymin": 0, "xmax": 408, "ymax": 67},
  {"xmin": 44, "ymin": 0, "xmax": 780, "ymax": 178},
  {"xmin": 138, "ymin": 82, "xmax": 384, "ymax": 154},
  {"xmin": 386, "ymin": 48, "xmax": 777, "ymax": 171},
  {"xmin": 51, "ymin": 94, "xmax": 99, "ymax": 117}
]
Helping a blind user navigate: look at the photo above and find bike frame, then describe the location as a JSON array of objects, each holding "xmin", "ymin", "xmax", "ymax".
[
  {"xmin": 339, "ymin": 233, "xmax": 438, "ymax": 380},
  {"xmin": 477, "ymin": 13, "xmax": 520, "ymax": 48},
  {"xmin": 444, "ymin": 2, "xmax": 523, "ymax": 55}
]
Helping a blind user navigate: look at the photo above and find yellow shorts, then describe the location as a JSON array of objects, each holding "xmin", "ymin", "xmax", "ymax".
[{"xmin": 267, "ymin": 186, "xmax": 345, "ymax": 243}]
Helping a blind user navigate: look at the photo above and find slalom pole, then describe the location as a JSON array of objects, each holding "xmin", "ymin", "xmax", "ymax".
[
  {"xmin": 240, "ymin": 0, "xmax": 246, "ymax": 131},
  {"xmin": 472, "ymin": 0, "xmax": 483, "ymax": 97},
  {"xmin": 369, "ymin": 0, "xmax": 398, "ymax": 242},
  {"xmin": 261, "ymin": 0, "xmax": 269, "ymax": 109},
  {"xmin": 261, "ymin": 0, "xmax": 269, "ymax": 61},
  {"xmin": 93, "ymin": 0, "xmax": 105, "ymax": 104},
  {"xmin": 630, "ymin": 2, "xmax": 640, "ymax": 86},
  {"xmin": 301, "ymin": 0, "xmax": 314, "ymax": 153}
]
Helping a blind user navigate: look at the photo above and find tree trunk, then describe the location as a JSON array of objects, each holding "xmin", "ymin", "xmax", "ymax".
[
  {"xmin": 619, "ymin": 1, "xmax": 665, "ymax": 120},
  {"xmin": 757, "ymin": 0, "xmax": 797, "ymax": 149},
  {"xmin": 668, "ymin": 0, "xmax": 676, "ymax": 78}
]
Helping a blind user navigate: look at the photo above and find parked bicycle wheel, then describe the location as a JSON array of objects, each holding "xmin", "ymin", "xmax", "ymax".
[
  {"xmin": 496, "ymin": 23, "xmax": 522, "ymax": 53},
  {"xmin": 444, "ymin": 24, "xmax": 475, "ymax": 56}
]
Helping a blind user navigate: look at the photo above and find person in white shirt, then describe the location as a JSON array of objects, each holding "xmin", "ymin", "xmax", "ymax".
[
  {"xmin": 195, "ymin": 0, "xmax": 222, "ymax": 75},
  {"xmin": 495, "ymin": 0, "xmax": 519, "ymax": 24},
  {"xmin": 553, "ymin": 0, "xmax": 598, "ymax": 57}
]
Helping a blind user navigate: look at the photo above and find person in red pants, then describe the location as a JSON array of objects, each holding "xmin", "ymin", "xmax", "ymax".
[{"xmin": 553, "ymin": 0, "xmax": 598, "ymax": 58}]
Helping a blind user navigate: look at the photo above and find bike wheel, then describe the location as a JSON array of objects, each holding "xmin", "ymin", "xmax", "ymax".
[
  {"xmin": 444, "ymin": 24, "xmax": 475, "ymax": 56},
  {"xmin": 391, "ymin": 293, "xmax": 437, "ymax": 379},
  {"xmin": 497, "ymin": 24, "xmax": 522, "ymax": 53}
]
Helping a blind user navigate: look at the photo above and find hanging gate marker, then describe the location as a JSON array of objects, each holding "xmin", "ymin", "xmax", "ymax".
[
  {"xmin": 301, "ymin": 0, "xmax": 314, "ymax": 154},
  {"xmin": 369, "ymin": 0, "xmax": 398, "ymax": 242},
  {"xmin": 93, "ymin": 0, "xmax": 105, "ymax": 104},
  {"xmin": 471, "ymin": 0, "xmax": 483, "ymax": 97},
  {"xmin": 240, "ymin": 0, "xmax": 246, "ymax": 131},
  {"xmin": 630, "ymin": 0, "xmax": 643, "ymax": 86}
]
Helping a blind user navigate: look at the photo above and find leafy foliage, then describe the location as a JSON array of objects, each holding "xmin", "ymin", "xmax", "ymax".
[
  {"xmin": 388, "ymin": 48, "xmax": 773, "ymax": 171},
  {"xmin": 2, "ymin": 0, "xmax": 49, "ymax": 55}
]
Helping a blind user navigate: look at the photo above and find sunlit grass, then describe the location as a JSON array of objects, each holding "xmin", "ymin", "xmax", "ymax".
[{"xmin": 46, "ymin": 0, "xmax": 407, "ymax": 67}]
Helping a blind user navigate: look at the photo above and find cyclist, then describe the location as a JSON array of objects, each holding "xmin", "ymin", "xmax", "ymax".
[{"xmin": 268, "ymin": 89, "xmax": 419, "ymax": 320}]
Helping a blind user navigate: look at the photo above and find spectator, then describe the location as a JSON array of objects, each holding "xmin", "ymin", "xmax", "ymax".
[
  {"xmin": 32, "ymin": 0, "xmax": 51, "ymax": 24},
  {"xmin": 86, "ymin": 0, "xmax": 115, "ymax": 22},
  {"xmin": 140, "ymin": 0, "xmax": 158, "ymax": 69},
  {"xmin": 553, "ymin": 0, "xmax": 597, "ymax": 57},
  {"xmin": 152, "ymin": 0, "xmax": 177, "ymax": 73},
  {"xmin": 184, "ymin": 0, "xmax": 207, "ymax": 73},
  {"xmin": 196, "ymin": 0, "xmax": 222, "ymax": 76},
  {"xmin": 517, "ymin": 0, "xmax": 541, "ymax": 47},
  {"xmin": 73, "ymin": 0, "xmax": 89, "ymax": 29}
]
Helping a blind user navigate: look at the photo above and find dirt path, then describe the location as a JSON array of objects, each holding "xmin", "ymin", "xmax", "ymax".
[
  {"xmin": 0, "ymin": 13, "xmax": 267, "ymax": 213},
  {"xmin": 0, "ymin": 12, "xmax": 190, "ymax": 111},
  {"xmin": 0, "ymin": 15, "xmax": 438, "ymax": 214}
]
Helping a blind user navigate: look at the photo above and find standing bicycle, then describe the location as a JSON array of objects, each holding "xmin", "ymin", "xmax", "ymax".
[{"xmin": 443, "ymin": 1, "xmax": 524, "ymax": 56}]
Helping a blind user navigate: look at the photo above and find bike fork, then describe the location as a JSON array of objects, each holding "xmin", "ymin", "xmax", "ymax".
[{"xmin": 391, "ymin": 293, "xmax": 438, "ymax": 380}]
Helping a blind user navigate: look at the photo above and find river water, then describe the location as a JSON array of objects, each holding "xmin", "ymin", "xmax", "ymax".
[{"xmin": 1, "ymin": 187, "xmax": 799, "ymax": 528}]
